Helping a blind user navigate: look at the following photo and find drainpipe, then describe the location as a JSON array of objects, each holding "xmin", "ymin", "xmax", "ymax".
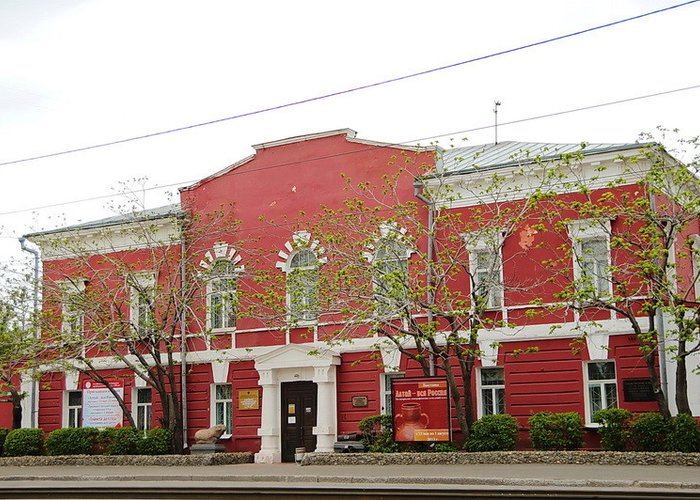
[
  {"xmin": 18, "ymin": 237, "xmax": 40, "ymax": 428},
  {"xmin": 179, "ymin": 227, "xmax": 188, "ymax": 449},
  {"xmin": 414, "ymin": 180, "xmax": 436, "ymax": 377}
]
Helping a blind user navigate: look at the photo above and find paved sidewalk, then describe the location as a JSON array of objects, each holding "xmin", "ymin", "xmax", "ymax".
[{"xmin": 1, "ymin": 462, "xmax": 700, "ymax": 489}]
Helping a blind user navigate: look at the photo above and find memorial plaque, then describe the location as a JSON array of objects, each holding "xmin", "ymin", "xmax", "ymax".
[
  {"xmin": 623, "ymin": 378, "xmax": 655, "ymax": 402},
  {"xmin": 351, "ymin": 395, "xmax": 368, "ymax": 408}
]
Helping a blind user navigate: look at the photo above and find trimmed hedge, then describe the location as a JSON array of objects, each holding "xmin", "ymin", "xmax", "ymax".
[
  {"xmin": 468, "ymin": 414, "xmax": 519, "ymax": 452},
  {"xmin": 529, "ymin": 412, "xmax": 584, "ymax": 451},
  {"xmin": 667, "ymin": 414, "xmax": 700, "ymax": 453},
  {"xmin": 46, "ymin": 427, "xmax": 98, "ymax": 456},
  {"xmin": 593, "ymin": 408, "xmax": 632, "ymax": 451},
  {"xmin": 99, "ymin": 426, "xmax": 140, "ymax": 455},
  {"xmin": 4, "ymin": 428, "xmax": 44, "ymax": 456},
  {"xmin": 359, "ymin": 414, "xmax": 398, "ymax": 453},
  {"xmin": 629, "ymin": 412, "xmax": 667, "ymax": 452},
  {"xmin": 136, "ymin": 428, "xmax": 173, "ymax": 455},
  {"xmin": 0, "ymin": 428, "xmax": 9, "ymax": 455}
]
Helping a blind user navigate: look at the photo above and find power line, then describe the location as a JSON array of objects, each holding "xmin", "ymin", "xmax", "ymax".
[
  {"xmin": 0, "ymin": 82, "xmax": 698, "ymax": 219},
  {"xmin": 0, "ymin": 0, "xmax": 696, "ymax": 169}
]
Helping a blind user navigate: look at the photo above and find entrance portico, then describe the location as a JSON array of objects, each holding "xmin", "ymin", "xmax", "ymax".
[{"xmin": 254, "ymin": 344, "xmax": 340, "ymax": 463}]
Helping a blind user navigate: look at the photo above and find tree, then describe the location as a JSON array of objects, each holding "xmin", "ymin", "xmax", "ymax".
[
  {"xmin": 535, "ymin": 130, "xmax": 700, "ymax": 416},
  {"xmin": 36, "ymin": 201, "xmax": 241, "ymax": 452}
]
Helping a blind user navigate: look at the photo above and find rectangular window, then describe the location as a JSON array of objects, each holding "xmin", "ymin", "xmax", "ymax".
[
  {"xmin": 381, "ymin": 372, "xmax": 405, "ymax": 415},
  {"xmin": 471, "ymin": 249, "xmax": 502, "ymax": 309},
  {"xmin": 129, "ymin": 274, "xmax": 156, "ymax": 336},
  {"xmin": 373, "ymin": 238, "xmax": 409, "ymax": 316},
  {"xmin": 135, "ymin": 388, "xmax": 152, "ymax": 432},
  {"xmin": 61, "ymin": 281, "xmax": 85, "ymax": 335},
  {"xmin": 213, "ymin": 384, "xmax": 232, "ymax": 435},
  {"xmin": 584, "ymin": 361, "xmax": 618, "ymax": 423},
  {"xmin": 67, "ymin": 390, "xmax": 82, "ymax": 428},
  {"xmin": 580, "ymin": 237, "xmax": 609, "ymax": 295},
  {"xmin": 478, "ymin": 367, "xmax": 505, "ymax": 417},
  {"xmin": 692, "ymin": 235, "xmax": 700, "ymax": 301},
  {"xmin": 208, "ymin": 261, "xmax": 237, "ymax": 330}
]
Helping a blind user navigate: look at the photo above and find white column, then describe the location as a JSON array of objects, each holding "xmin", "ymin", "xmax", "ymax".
[
  {"xmin": 20, "ymin": 375, "xmax": 34, "ymax": 428},
  {"xmin": 255, "ymin": 369, "xmax": 281, "ymax": 463},
  {"xmin": 312, "ymin": 366, "xmax": 337, "ymax": 453}
]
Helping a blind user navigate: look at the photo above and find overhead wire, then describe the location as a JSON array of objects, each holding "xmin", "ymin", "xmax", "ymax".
[
  {"xmin": 0, "ymin": 82, "xmax": 698, "ymax": 218},
  {"xmin": 0, "ymin": 0, "xmax": 697, "ymax": 169}
]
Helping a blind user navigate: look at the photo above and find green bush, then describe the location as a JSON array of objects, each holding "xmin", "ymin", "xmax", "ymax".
[
  {"xmin": 431, "ymin": 441, "xmax": 458, "ymax": 452},
  {"xmin": 98, "ymin": 426, "xmax": 139, "ymax": 455},
  {"xmin": 46, "ymin": 427, "xmax": 98, "ymax": 455},
  {"xmin": 528, "ymin": 412, "xmax": 584, "ymax": 450},
  {"xmin": 468, "ymin": 414, "xmax": 519, "ymax": 452},
  {"xmin": 359, "ymin": 414, "xmax": 398, "ymax": 453},
  {"xmin": 667, "ymin": 414, "xmax": 700, "ymax": 453},
  {"xmin": 4, "ymin": 428, "xmax": 45, "ymax": 456},
  {"xmin": 136, "ymin": 428, "xmax": 173, "ymax": 455},
  {"xmin": 629, "ymin": 413, "xmax": 668, "ymax": 452},
  {"xmin": 0, "ymin": 428, "xmax": 9, "ymax": 455},
  {"xmin": 593, "ymin": 408, "xmax": 632, "ymax": 451}
]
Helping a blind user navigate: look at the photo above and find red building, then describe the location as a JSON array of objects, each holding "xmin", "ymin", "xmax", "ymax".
[{"xmin": 25, "ymin": 129, "xmax": 700, "ymax": 461}]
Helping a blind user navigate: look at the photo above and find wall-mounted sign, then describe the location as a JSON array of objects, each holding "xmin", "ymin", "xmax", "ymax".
[
  {"xmin": 623, "ymin": 379, "xmax": 655, "ymax": 402},
  {"xmin": 82, "ymin": 379, "xmax": 124, "ymax": 428},
  {"xmin": 351, "ymin": 395, "xmax": 368, "ymax": 408},
  {"xmin": 391, "ymin": 377, "xmax": 450, "ymax": 442},
  {"xmin": 238, "ymin": 389, "xmax": 260, "ymax": 410}
]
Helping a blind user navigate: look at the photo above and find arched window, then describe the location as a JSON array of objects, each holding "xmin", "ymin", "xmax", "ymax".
[
  {"xmin": 208, "ymin": 260, "xmax": 237, "ymax": 330},
  {"xmin": 288, "ymin": 249, "xmax": 319, "ymax": 323}
]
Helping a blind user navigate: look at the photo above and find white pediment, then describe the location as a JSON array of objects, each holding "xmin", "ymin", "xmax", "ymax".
[{"xmin": 255, "ymin": 344, "xmax": 340, "ymax": 371}]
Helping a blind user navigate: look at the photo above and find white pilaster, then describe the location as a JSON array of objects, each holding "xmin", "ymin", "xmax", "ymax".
[
  {"xmin": 255, "ymin": 369, "xmax": 281, "ymax": 464},
  {"xmin": 312, "ymin": 366, "xmax": 337, "ymax": 453}
]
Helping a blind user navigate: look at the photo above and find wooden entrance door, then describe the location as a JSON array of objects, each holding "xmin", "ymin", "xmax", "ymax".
[{"xmin": 280, "ymin": 381, "xmax": 317, "ymax": 462}]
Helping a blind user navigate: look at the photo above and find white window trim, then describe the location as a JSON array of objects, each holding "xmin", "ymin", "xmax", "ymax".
[
  {"xmin": 476, "ymin": 367, "xmax": 505, "ymax": 418},
  {"xmin": 691, "ymin": 235, "xmax": 700, "ymax": 301},
  {"xmin": 568, "ymin": 219, "xmax": 612, "ymax": 297},
  {"xmin": 206, "ymin": 261, "xmax": 243, "ymax": 332},
  {"xmin": 128, "ymin": 272, "xmax": 156, "ymax": 335},
  {"xmin": 210, "ymin": 383, "xmax": 233, "ymax": 438},
  {"xmin": 465, "ymin": 230, "xmax": 505, "ymax": 310},
  {"xmin": 133, "ymin": 387, "xmax": 153, "ymax": 432},
  {"xmin": 63, "ymin": 390, "xmax": 83, "ymax": 428},
  {"xmin": 60, "ymin": 279, "xmax": 86, "ymax": 335},
  {"xmin": 582, "ymin": 360, "xmax": 618, "ymax": 426}
]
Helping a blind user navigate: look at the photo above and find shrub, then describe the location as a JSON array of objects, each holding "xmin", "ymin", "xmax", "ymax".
[
  {"xmin": 0, "ymin": 428, "xmax": 9, "ymax": 455},
  {"xmin": 136, "ymin": 428, "xmax": 173, "ymax": 455},
  {"xmin": 593, "ymin": 408, "xmax": 632, "ymax": 451},
  {"xmin": 98, "ymin": 426, "xmax": 139, "ymax": 455},
  {"xmin": 46, "ymin": 428, "xmax": 98, "ymax": 455},
  {"xmin": 468, "ymin": 414, "xmax": 519, "ymax": 452},
  {"xmin": 529, "ymin": 412, "xmax": 584, "ymax": 450},
  {"xmin": 4, "ymin": 428, "xmax": 45, "ymax": 456},
  {"xmin": 359, "ymin": 414, "xmax": 398, "ymax": 453},
  {"xmin": 431, "ymin": 441, "xmax": 458, "ymax": 452},
  {"xmin": 667, "ymin": 414, "xmax": 700, "ymax": 453},
  {"xmin": 629, "ymin": 413, "xmax": 668, "ymax": 452}
]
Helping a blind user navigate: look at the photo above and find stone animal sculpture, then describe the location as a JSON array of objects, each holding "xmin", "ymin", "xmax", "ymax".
[{"xmin": 194, "ymin": 424, "xmax": 227, "ymax": 444}]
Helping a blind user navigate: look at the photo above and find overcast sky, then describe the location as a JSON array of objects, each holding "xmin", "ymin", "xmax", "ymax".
[{"xmin": 1, "ymin": 0, "xmax": 699, "ymax": 273}]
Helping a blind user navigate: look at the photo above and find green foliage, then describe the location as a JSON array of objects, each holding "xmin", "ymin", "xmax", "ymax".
[
  {"xmin": 528, "ymin": 412, "xmax": 584, "ymax": 451},
  {"xmin": 431, "ymin": 441, "xmax": 458, "ymax": 452},
  {"xmin": 46, "ymin": 427, "xmax": 98, "ymax": 455},
  {"xmin": 593, "ymin": 408, "xmax": 632, "ymax": 451},
  {"xmin": 3, "ymin": 428, "xmax": 44, "ymax": 456},
  {"xmin": 468, "ymin": 414, "xmax": 519, "ymax": 452},
  {"xmin": 628, "ymin": 413, "xmax": 668, "ymax": 452},
  {"xmin": 136, "ymin": 428, "xmax": 173, "ymax": 455},
  {"xmin": 98, "ymin": 426, "xmax": 139, "ymax": 455},
  {"xmin": 667, "ymin": 414, "xmax": 700, "ymax": 453},
  {"xmin": 0, "ymin": 427, "xmax": 9, "ymax": 455},
  {"xmin": 359, "ymin": 414, "xmax": 399, "ymax": 453}
]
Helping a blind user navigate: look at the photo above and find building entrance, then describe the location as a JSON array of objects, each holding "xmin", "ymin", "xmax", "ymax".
[{"xmin": 280, "ymin": 381, "xmax": 317, "ymax": 462}]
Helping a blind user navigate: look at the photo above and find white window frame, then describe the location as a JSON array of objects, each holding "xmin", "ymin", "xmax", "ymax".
[
  {"xmin": 134, "ymin": 387, "xmax": 152, "ymax": 432},
  {"xmin": 60, "ymin": 280, "xmax": 86, "ymax": 335},
  {"xmin": 583, "ymin": 360, "xmax": 618, "ymax": 425},
  {"xmin": 465, "ymin": 231, "xmax": 505, "ymax": 310},
  {"xmin": 286, "ymin": 248, "xmax": 320, "ymax": 324},
  {"xmin": 691, "ymin": 235, "xmax": 700, "ymax": 301},
  {"xmin": 211, "ymin": 383, "xmax": 233, "ymax": 437},
  {"xmin": 128, "ymin": 273, "xmax": 156, "ymax": 336},
  {"xmin": 568, "ymin": 219, "xmax": 612, "ymax": 297},
  {"xmin": 206, "ymin": 260, "xmax": 238, "ymax": 331},
  {"xmin": 477, "ymin": 367, "xmax": 505, "ymax": 418},
  {"xmin": 372, "ymin": 233, "xmax": 411, "ymax": 315},
  {"xmin": 64, "ymin": 390, "xmax": 82, "ymax": 428},
  {"xmin": 380, "ymin": 372, "xmax": 405, "ymax": 415}
]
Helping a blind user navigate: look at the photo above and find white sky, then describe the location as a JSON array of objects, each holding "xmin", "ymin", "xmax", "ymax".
[{"xmin": 1, "ymin": 0, "xmax": 699, "ymax": 272}]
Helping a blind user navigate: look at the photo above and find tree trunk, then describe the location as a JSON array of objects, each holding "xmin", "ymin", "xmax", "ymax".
[
  {"xmin": 644, "ymin": 349, "xmax": 671, "ymax": 419},
  {"xmin": 675, "ymin": 339, "xmax": 691, "ymax": 415},
  {"xmin": 10, "ymin": 389, "xmax": 22, "ymax": 429}
]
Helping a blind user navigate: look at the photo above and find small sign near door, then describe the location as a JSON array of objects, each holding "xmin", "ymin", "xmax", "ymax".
[{"xmin": 238, "ymin": 389, "xmax": 260, "ymax": 410}]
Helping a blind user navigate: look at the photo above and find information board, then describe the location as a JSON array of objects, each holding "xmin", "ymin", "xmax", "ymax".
[
  {"xmin": 391, "ymin": 377, "xmax": 450, "ymax": 442},
  {"xmin": 82, "ymin": 379, "xmax": 124, "ymax": 428}
]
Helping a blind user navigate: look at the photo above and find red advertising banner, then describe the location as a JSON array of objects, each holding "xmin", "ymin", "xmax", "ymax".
[{"xmin": 391, "ymin": 377, "xmax": 450, "ymax": 442}]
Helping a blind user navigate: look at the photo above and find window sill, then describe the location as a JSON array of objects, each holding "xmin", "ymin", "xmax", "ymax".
[{"xmin": 219, "ymin": 434, "xmax": 232, "ymax": 440}]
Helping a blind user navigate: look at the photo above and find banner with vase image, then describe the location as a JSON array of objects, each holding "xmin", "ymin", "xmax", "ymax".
[{"xmin": 391, "ymin": 377, "xmax": 450, "ymax": 442}]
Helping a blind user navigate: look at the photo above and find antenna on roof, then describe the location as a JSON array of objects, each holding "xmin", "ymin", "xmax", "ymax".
[{"xmin": 493, "ymin": 100, "xmax": 502, "ymax": 145}]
